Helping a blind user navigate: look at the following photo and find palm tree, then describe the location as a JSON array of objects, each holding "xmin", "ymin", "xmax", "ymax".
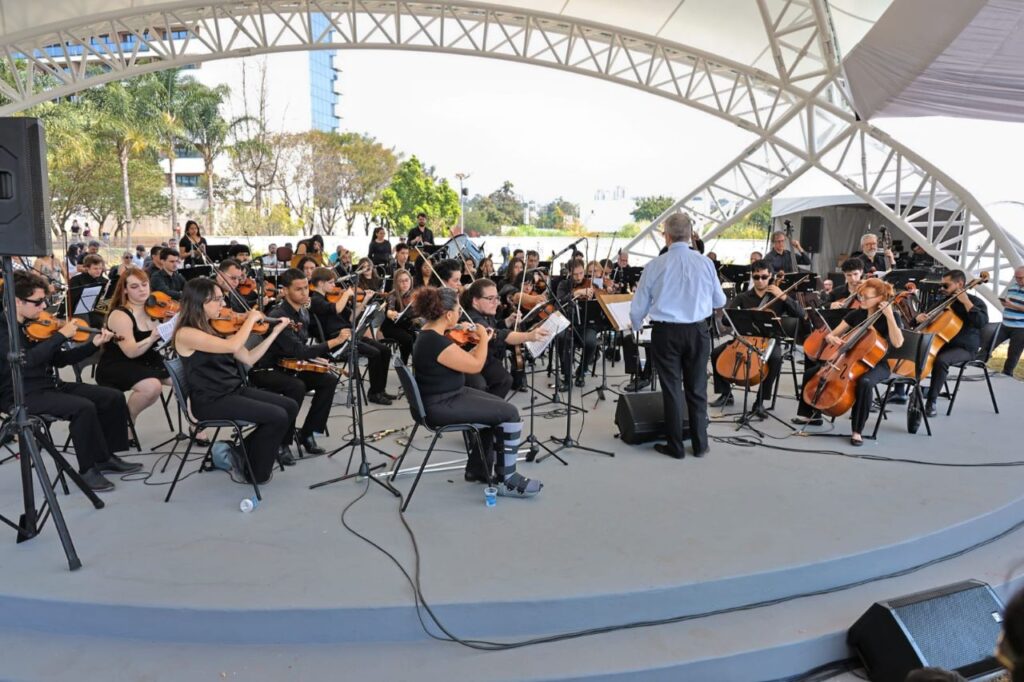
[
  {"xmin": 147, "ymin": 68, "xmax": 198, "ymax": 241},
  {"xmin": 82, "ymin": 77, "xmax": 159, "ymax": 248},
  {"xmin": 182, "ymin": 82, "xmax": 236, "ymax": 233}
]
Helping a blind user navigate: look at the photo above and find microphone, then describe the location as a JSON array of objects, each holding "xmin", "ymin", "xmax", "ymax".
[{"xmin": 551, "ymin": 237, "xmax": 586, "ymax": 261}]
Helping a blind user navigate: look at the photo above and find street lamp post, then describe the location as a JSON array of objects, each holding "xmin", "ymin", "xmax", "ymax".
[{"xmin": 455, "ymin": 172, "xmax": 470, "ymax": 234}]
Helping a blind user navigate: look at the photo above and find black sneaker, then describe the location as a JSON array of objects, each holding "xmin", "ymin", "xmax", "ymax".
[
  {"xmin": 98, "ymin": 454, "xmax": 143, "ymax": 474},
  {"xmin": 709, "ymin": 393, "xmax": 734, "ymax": 408},
  {"xmin": 925, "ymin": 401, "xmax": 938, "ymax": 418},
  {"xmin": 367, "ymin": 393, "xmax": 393, "ymax": 406},
  {"xmin": 80, "ymin": 467, "xmax": 115, "ymax": 492}
]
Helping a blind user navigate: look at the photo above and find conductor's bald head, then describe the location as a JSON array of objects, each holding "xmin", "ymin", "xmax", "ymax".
[{"xmin": 663, "ymin": 213, "xmax": 693, "ymax": 245}]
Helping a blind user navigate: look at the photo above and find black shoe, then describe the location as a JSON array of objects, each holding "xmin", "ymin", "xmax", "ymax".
[
  {"xmin": 925, "ymin": 402, "xmax": 938, "ymax": 418},
  {"xmin": 750, "ymin": 404, "xmax": 769, "ymax": 420},
  {"xmin": 555, "ymin": 381, "xmax": 570, "ymax": 393},
  {"xmin": 381, "ymin": 391, "xmax": 399, "ymax": 400},
  {"xmin": 709, "ymin": 393, "xmax": 734, "ymax": 408},
  {"xmin": 654, "ymin": 443, "xmax": 684, "ymax": 459},
  {"xmin": 299, "ymin": 434, "xmax": 325, "ymax": 456},
  {"xmin": 464, "ymin": 469, "xmax": 490, "ymax": 484},
  {"xmin": 513, "ymin": 385, "xmax": 528, "ymax": 393},
  {"xmin": 692, "ymin": 447, "xmax": 710, "ymax": 458},
  {"xmin": 624, "ymin": 378, "xmax": 651, "ymax": 393},
  {"xmin": 791, "ymin": 416, "xmax": 823, "ymax": 427},
  {"xmin": 98, "ymin": 454, "xmax": 143, "ymax": 474},
  {"xmin": 850, "ymin": 436, "xmax": 864, "ymax": 447},
  {"xmin": 367, "ymin": 393, "xmax": 393, "ymax": 406},
  {"xmin": 80, "ymin": 467, "xmax": 114, "ymax": 492},
  {"xmin": 278, "ymin": 445, "xmax": 297, "ymax": 466},
  {"xmin": 574, "ymin": 375, "xmax": 586, "ymax": 387}
]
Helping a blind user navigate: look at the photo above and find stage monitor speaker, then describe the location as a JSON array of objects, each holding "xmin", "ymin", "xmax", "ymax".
[
  {"xmin": 847, "ymin": 580, "xmax": 1004, "ymax": 682},
  {"xmin": 0, "ymin": 117, "xmax": 51, "ymax": 257},
  {"xmin": 800, "ymin": 216, "xmax": 823, "ymax": 253},
  {"xmin": 615, "ymin": 392, "xmax": 687, "ymax": 445}
]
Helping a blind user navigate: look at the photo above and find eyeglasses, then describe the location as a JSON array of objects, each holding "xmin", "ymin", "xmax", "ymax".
[
  {"xmin": 855, "ymin": 293, "xmax": 878, "ymax": 302},
  {"xmin": 20, "ymin": 297, "xmax": 46, "ymax": 306},
  {"xmin": 206, "ymin": 296, "xmax": 225, "ymax": 304},
  {"xmin": 479, "ymin": 295, "xmax": 499, "ymax": 302},
  {"xmin": 751, "ymin": 274, "xmax": 772, "ymax": 280}
]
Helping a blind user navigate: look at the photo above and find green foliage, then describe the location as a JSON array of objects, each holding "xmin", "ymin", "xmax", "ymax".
[
  {"xmin": 374, "ymin": 156, "xmax": 460, "ymax": 237},
  {"xmin": 613, "ymin": 223, "xmax": 642, "ymax": 238},
  {"xmin": 717, "ymin": 200, "xmax": 772, "ymax": 239},
  {"xmin": 463, "ymin": 180, "xmax": 525, "ymax": 235},
  {"xmin": 221, "ymin": 202, "xmax": 301, "ymax": 237},
  {"xmin": 535, "ymin": 198, "xmax": 580, "ymax": 231},
  {"xmin": 336, "ymin": 132, "xmax": 399, "ymax": 235},
  {"xmin": 631, "ymin": 195, "xmax": 675, "ymax": 222}
]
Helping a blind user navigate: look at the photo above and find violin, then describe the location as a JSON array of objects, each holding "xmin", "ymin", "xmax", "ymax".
[
  {"xmin": 210, "ymin": 309, "xmax": 299, "ymax": 336},
  {"xmin": 278, "ymin": 358, "xmax": 347, "ymax": 377},
  {"xmin": 445, "ymin": 326, "xmax": 483, "ymax": 347},
  {"xmin": 145, "ymin": 291, "xmax": 180, "ymax": 320},
  {"xmin": 23, "ymin": 311, "xmax": 122, "ymax": 344},
  {"xmin": 236, "ymin": 277, "xmax": 257, "ymax": 295}
]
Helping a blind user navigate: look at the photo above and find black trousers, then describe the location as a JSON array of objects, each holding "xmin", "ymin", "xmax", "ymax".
[
  {"xmin": 249, "ymin": 369, "xmax": 339, "ymax": 437},
  {"xmin": 381, "ymin": 319, "xmax": 415, "ymax": 364},
  {"xmin": 557, "ymin": 326, "xmax": 598, "ymax": 381},
  {"xmin": 192, "ymin": 387, "xmax": 299, "ymax": 483},
  {"xmin": 422, "ymin": 387, "xmax": 520, "ymax": 476},
  {"xmin": 798, "ymin": 360, "xmax": 890, "ymax": 434},
  {"xmin": 926, "ymin": 346, "xmax": 976, "ymax": 403},
  {"xmin": 711, "ymin": 340, "xmax": 782, "ymax": 405},
  {"xmin": 357, "ymin": 338, "xmax": 391, "ymax": 395},
  {"xmin": 622, "ymin": 333, "xmax": 652, "ymax": 379},
  {"xmin": 651, "ymin": 321, "xmax": 711, "ymax": 456},
  {"xmin": 477, "ymin": 356, "xmax": 513, "ymax": 399},
  {"xmin": 995, "ymin": 325, "xmax": 1024, "ymax": 375},
  {"xmin": 23, "ymin": 382, "xmax": 129, "ymax": 472}
]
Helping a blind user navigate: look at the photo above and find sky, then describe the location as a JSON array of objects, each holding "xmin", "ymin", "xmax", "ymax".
[{"xmin": 334, "ymin": 49, "xmax": 1024, "ymax": 220}]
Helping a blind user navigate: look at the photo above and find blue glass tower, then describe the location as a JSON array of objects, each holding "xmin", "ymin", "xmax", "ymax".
[{"xmin": 309, "ymin": 14, "xmax": 340, "ymax": 132}]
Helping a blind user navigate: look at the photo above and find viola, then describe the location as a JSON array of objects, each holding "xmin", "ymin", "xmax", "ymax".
[
  {"xmin": 23, "ymin": 311, "xmax": 122, "ymax": 344},
  {"xmin": 145, "ymin": 291, "xmax": 180, "ymax": 320},
  {"xmin": 210, "ymin": 309, "xmax": 299, "ymax": 336},
  {"xmin": 278, "ymin": 358, "xmax": 347, "ymax": 377}
]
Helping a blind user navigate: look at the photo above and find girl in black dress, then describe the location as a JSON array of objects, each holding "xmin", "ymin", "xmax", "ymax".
[
  {"xmin": 413, "ymin": 257, "xmax": 434, "ymax": 289},
  {"xmin": 173, "ymin": 278, "xmax": 299, "ymax": 483},
  {"xmin": 411, "ymin": 287, "xmax": 542, "ymax": 497},
  {"xmin": 178, "ymin": 220, "xmax": 208, "ymax": 266},
  {"xmin": 97, "ymin": 267, "xmax": 170, "ymax": 424},
  {"xmin": 368, "ymin": 227, "xmax": 392, "ymax": 268},
  {"xmin": 382, "ymin": 269, "xmax": 417, "ymax": 364}
]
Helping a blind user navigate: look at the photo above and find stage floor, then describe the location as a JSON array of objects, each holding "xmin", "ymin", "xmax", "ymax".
[{"xmin": 1, "ymin": 361, "xmax": 1022, "ymax": 681}]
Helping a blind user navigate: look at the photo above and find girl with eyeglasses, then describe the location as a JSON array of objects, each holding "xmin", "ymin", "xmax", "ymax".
[{"xmin": 172, "ymin": 278, "xmax": 298, "ymax": 484}]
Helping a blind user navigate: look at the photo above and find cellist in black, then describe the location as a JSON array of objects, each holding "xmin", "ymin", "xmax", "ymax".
[{"xmin": 709, "ymin": 260, "xmax": 804, "ymax": 415}]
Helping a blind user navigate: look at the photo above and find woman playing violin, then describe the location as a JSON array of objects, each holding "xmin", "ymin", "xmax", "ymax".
[
  {"xmin": 0, "ymin": 270, "xmax": 141, "ymax": 492},
  {"xmin": 477, "ymin": 257, "xmax": 496, "ymax": 280},
  {"xmin": 382, "ymin": 269, "xmax": 417, "ymax": 364},
  {"xmin": 96, "ymin": 267, "xmax": 172, "ymax": 426},
  {"xmin": 412, "ymin": 257, "xmax": 434, "ymax": 290},
  {"xmin": 173, "ymin": 278, "xmax": 299, "ymax": 484},
  {"xmin": 793, "ymin": 277, "xmax": 903, "ymax": 446},
  {"xmin": 178, "ymin": 220, "xmax": 208, "ymax": 266}
]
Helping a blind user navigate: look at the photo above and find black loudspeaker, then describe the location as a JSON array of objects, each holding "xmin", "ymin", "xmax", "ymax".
[
  {"xmin": 615, "ymin": 392, "xmax": 687, "ymax": 445},
  {"xmin": 847, "ymin": 580, "xmax": 1004, "ymax": 682},
  {"xmin": 0, "ymin": 117, "xmax": 51, "ymax": 256},
  {"xmin": 800, "ymin": 215, "xmax": 823, "ymax": 253}
]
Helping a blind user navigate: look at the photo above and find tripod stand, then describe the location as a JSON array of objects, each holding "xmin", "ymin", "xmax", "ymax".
[
  {"xmin": 0, "ymin": 256, "xmax": 104, "ymax": 570},
  {"xmin": 310, "ymin": 300, "xmax": 399, "ymax": 496},
  {"xmin": 538, "ymin": 291, "xmax": 614, "ymax": 462}
]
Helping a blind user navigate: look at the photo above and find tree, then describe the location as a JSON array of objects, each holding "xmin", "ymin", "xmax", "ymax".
[
  {"xmin": 536, "ymin": 197, "xmax": 579, "ymax": 230},
  {"xmin": 228, "ymin": 60, "xmax": 281, "ymax": 217},
  {"xmin": 306, "ymin": 130, "xmax": 347, "ymax": 235},
  {"xmin": 147, "ymin": 68, "xmax": 198, "ymax": 238},
  {"xmin": 272, "ymin": 132, "xmax": 316, "ymax": 235},
  {"xmin": 334, "ymin": 132, "xmax": 398, "ymax": 235},
  {"xmin": 81, "ymin": 148, "xmax": 168, "ymax": 235},
  {"xmin": 182, "ymin": 81, "xmax": 235, "ymax": 233},
  {"xmin": 374, "ymin": 156, "xmax": 460, "ymax": 237},
  {"xmin": 631, "ymin": 195, "xmax": 676, "ymax": 223},
  {"xmin": 33, "ymin": 99, "xmax": 101, "ymax": 235}
]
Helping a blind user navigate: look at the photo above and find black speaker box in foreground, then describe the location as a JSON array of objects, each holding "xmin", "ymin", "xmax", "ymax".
[
  {"xmin": 0, "ymin": 117, "xmax": 51, "ymax": 257},
  {"xmin": 615, "ymin": 392, "xmax": 687, "ymax": 445},
  {"xmin": 847, "ymin": 580, "xmax": 1004, "ymax": 682}
]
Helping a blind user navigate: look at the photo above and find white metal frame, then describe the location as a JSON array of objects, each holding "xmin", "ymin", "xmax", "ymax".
[{"xmin": 0, "ymin": 0, "xmax": 1018, "ymax": 301}]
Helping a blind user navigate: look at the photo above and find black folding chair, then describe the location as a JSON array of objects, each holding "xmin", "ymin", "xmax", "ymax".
[
  {"xmin": 388, "ymin": 358, "xmax": 488, "ymax": 512},
  {"xmin": 162, "ymin": 357, "xmax": 260, "ymax": 503},
  {"xmin": 945, "ymin": 321, "xmax": 1001, "ymax": 416},
  {"xmin": 872, "ymin": 331, "xmax": 935, "ymax": 438}
]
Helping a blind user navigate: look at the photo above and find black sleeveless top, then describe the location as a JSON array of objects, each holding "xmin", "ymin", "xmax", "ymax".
[
  {"xmin": 411, "ymin": 329, "xmax": 464, "ymax": 397},
  {"xmin": 101, "ymin": 308, "xmax": 163, "ymax": 369},
  {"xmin": 182, "ymin": 349, "xmax": 244, "ymax": 404}
]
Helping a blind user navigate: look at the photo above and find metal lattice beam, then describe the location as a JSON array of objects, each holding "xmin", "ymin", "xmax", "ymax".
[{"xmin": 0, "ymin": 0, "xmax": 1018, "ymax": 302}]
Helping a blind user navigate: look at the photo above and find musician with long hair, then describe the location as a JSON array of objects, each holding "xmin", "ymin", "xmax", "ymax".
[
  {"xmin": 96, "ymin": 267, "xmax": 170, "ymax": 424},
  {"xmin": 793, "ymin": 277, "xmax": 903, "ymax": 445},
  {"xmin": 294, "ymin": 234, "xmax": 325, "ymax": 265},
  {"xmin": 368, "ymin": 226, "xmax": 392, "ymax": 268},
  {"xmin": 412, "ymin": 257, "xmax": 434, "ymax": 290},
  {"xmin": 172, "ymin": 278, "xmax": 299, "ymax": 483},
  {"xmin": 1, "ymin": 271, "xmax": 140, "ymax": 492},
  {"xmin": 178, "ymin": 220, "xmax": 208, "ymax": 266},
  {"xmin": 382, "ymin": 268, "xmax": 416, "ymax": 364},
  {"xmin": 411, "ymin": 286, "xmax": 541, "ymax": 497}
]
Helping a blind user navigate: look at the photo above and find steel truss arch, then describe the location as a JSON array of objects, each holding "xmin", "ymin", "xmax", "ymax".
[{"xmin": 0, "ymin": 0, "xmax": 1018, "ymax": 301}]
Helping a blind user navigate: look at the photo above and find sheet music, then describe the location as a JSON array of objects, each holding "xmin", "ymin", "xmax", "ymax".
[
  {"xmin": 73, "ymin": 285, "xmax": 102, "ymax": 315},
  {"xmin": 604, "ymin": 300, "xmax": 634, "ymax": 331},
  {"xmin": 524, "ymin": 311, "xmax": 569, "ymax": 358},
  {"xmin": 157, "ymin": 314, "xmax": 179, "ymax": 344}
]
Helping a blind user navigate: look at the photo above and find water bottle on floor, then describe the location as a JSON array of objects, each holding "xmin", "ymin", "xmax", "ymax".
[{"xmin": 240, "ymin": 497, "xmax": 259, "ymax": 513}]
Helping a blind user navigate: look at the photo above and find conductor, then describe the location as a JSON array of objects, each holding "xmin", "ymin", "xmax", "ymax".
[{"xmin": 630, "ymin": 213, "xmax": 725, "ymax": 459}]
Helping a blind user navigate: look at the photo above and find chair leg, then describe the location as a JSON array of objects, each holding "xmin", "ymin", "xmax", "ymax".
[
  {"xmin": 128, "ymin": 417, "xmax": 142, "ymax": 452},
  {"xmin": 983, "ymin": 366, "xmax": 999, "ymax": 414},
  {"xmin": 470, "ymin": 428, "xmax": 492, "ymax": 485},
  {"xmin": 871, "ymin": 383, "xmax": 893, "ymax": 439},
  {"xmin": 165, "ymin": 429, "xmax": 197, "ymax": 503},
  {"xmin": 389, "ymin": 424, "xmax": 419, "ymax": 482},
  {"xmin": 916, "ymin": 384, "xmax": 932, "ymax": 436},
  {"xmin": 946, "ymin": 365, "xmax": 967, "ymax": 416},
  {"xmin": 160, "ymin": 392, "xmax": 175, "ymax": 432},
  {"xmin": 402, "ymin": 431, "xmax": 442, "ymax": 513},
  {"xmin": 233, "ymin": 431, "xmax": 262, "ymax": 502}
]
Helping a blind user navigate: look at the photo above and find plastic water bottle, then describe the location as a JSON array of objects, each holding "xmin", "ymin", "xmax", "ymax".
[
  {"xmin": 484, "ymin": 487, "xmax": 497, "ymax": 507},
  {"xmin": 240, "ymin": 497, "xmax": 258, "ymax": 513}
]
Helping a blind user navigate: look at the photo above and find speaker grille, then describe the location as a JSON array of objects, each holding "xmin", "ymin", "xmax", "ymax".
[{"xmin": 892, "ymin": 585, "xmax": 1002, "ymax": 671}]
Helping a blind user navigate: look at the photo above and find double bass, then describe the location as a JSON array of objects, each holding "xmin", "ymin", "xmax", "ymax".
[{"xmin": 715, "ymin": 272, "xmax": 806, "ymax": 386}]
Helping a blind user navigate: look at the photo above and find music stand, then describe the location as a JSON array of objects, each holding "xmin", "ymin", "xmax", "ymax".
[
  {"xmin": 204, "ymin": 244, "xmax": 232, "ymax": 263},
  {"xmin": 719, "ymin": 308, "xmax": 794, "ymax": 436},
  {"xmin": 179, "ymin": 264, "xmax": 213, "ymax": 281},
  {"xmin": 583, "ymin": 294, "xmax": 627, "ymax": 400}
]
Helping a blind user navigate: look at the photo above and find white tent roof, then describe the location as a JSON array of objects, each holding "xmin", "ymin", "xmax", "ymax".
[{"xmin": 844, "ymin": 0, "xmax": 1024, "ymax": 122}]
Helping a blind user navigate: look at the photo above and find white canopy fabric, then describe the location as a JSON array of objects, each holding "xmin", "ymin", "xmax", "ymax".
[{"xmin": 844, "ymin": 0, "xmax": 1024, "ymax": 122}]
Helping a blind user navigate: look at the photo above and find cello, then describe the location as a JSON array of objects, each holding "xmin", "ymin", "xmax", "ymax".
[
  {"xmin": 890, "ymin": 272, "xmax": 988, "ymax": 379},
  {"xmin": 715, "ymin": 272, "xmax": 807, "ymax": 386}
]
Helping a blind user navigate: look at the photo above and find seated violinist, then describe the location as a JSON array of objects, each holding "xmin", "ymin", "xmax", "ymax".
[
  {"xmin": 250, "ymin": 268, "xmax": 351, "ymax": 458},
  {"xmin": 216, "ymin": 258, "xmax": 262, "ymax": 312},
  {"xmin": 382, "ymin": 269, "xmax": 417, "ymax": 364},
  {"xmin": 920, "ymin": 269, "xmax": 988, "ymax": 417},
  {"xmin": 308, "ymin": 267, "xmax": 396, "ymax": 405},
  {"xmin": 1, "ymin": 271, "xmax": 141, "ymax": 492},
  {"xmin": 826, "ymin": 259, "xmax": 865, "ymax": 308},
  {"xmin": 173, "ymin": 278, "xmax": 298, "ymax": 483},
  {"xmin": 793, "ymin": 277, "xmax": 903, "ymax": 446},
  {"xmin": 555, "ymin": 260, "xmax": 599, "ymax": 389},
  {"xmin": 709, "ymin": 260, "xmax": 804, "ymax": 414}
]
